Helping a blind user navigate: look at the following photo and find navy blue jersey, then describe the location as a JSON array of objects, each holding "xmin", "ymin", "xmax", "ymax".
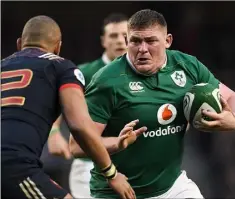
[{"xmin": 1, "ymin": 48, "xmax": 85, "ymax": 159}]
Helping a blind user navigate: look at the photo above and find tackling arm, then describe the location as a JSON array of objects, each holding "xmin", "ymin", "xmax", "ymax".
[
  {"xmin": 60, "ymin": 87, "xmax": 113, "ymax": 169},
  {"xmin": 69, "ymin": 120, "xmax": 147, "ymax": 158},
  {"xmin": 69, "ymin": 131, "xmax": 119, "ymax": 158}
]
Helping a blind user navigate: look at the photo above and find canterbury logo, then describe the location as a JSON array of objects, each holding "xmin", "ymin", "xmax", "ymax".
[
  {"xmin": 129, "ymin": 82, "xmax": 144, "ymax": 92},
  {"xmin": 19, "ymin": 177, "xmax": 46, "ymax": 199},
  {"xmin": 38, "ymin": 53, "xmax": 64, "ymax": 61}
]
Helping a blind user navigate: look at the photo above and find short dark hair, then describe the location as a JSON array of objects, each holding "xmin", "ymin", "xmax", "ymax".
[
  {"xmin": 101, "ymin": 13, "xmax": 128, "ymax": 35},
  {"xmin": 21, "ymin": 15, "xmax": 61, "ymax": 48},
  {"xmin": 128, "ymin": 9, "xmax": 167, "ymax": 30}
]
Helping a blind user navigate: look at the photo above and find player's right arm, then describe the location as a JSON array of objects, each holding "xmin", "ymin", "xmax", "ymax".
[
  {"xmin": 56, "ymin": 60, "xmax": 135, "ymax": 199},
  {"xmin": 69, "ymin": 120, "xmax": 146, "ymax": 158},
  {"xmin": 60, "ymin": 87, "xmax": 135, "ymax": 199}
]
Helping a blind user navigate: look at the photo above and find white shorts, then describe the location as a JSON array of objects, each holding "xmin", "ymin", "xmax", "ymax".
[
  {"xmin": 70, "ymin": 162, "xmax": 203, "ymax": 199},
  {"xmin": 149, "ymin": 170, "xmax": 204, "ymax": 199},
  {"xmin": 69, "ymin": 158, "xmax": 93, "ymax": 198}
]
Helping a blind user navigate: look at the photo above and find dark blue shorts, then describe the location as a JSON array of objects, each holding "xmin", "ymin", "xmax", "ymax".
[
  {"xmin": 1, "ymin": 119, "xmax": 68, "ymax": 199},
  {"xmin": 2, "ymin": 153, "xmax": 68, "ymax": 199}
]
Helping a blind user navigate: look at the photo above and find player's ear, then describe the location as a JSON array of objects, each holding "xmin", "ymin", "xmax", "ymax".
[
  {"xmin": 17, "ymin": 38, "xmax": 22, "ymax": 51},
  {"xmin": 165, "ymin": 34, "xmax": 173, "ymax": 49},
  {"xmin": 54, "ymin": 41, "xmax": 62, "ymax": 55}
]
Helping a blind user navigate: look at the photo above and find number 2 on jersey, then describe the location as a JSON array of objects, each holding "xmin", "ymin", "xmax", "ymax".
[{"xmin": 1, "ymin": 69, "xmax": 33, "ymax": 106}]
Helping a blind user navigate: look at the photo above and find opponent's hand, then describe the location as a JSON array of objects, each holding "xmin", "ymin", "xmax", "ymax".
[
  {"xmin": 118, "ymin": 119, "xmax": 147, "ymax": 151},
  {"xmin": 48, "ymin": 131, "xmax": 72, "ymax": 159},
  {"xmin": 108, "ymin": 172, "xmax": 136, "ymax": 199},
  {"xmin": 195, "ymin": 97, "xmax": 235, "ymax": 132}
]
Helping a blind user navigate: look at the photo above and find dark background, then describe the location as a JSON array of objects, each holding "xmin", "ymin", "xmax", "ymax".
[{"xmin": 2, "ymin": 1, "xmax": 235, "ymax": 198}]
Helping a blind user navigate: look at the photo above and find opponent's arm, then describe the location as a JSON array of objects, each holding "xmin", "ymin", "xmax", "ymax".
[
  {"xmin": 69, "ymin": 122, "xmax": 118, "ymax": 158},
  {"xmin": 69, "ymin": 120, "xmax": 147, "ymax": 158},
  {"xmin": 60, "ymin": 87, "xmax": 113, "ymax": 168},
  {"xmin": 60, "ymin": 87, "xmax": 136, "ymax": 199}
]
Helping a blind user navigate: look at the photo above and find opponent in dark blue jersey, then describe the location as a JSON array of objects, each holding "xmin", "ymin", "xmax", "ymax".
[
  {"xmin": 1, "ymin": 15, "xmax": 135, "ymax": 199},
  {"xmin": 1, "ymin": 48, "xmax": 84, "ymax": 159}
]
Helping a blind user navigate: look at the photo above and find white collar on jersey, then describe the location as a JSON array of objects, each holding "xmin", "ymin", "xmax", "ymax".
[
  {"xmin": 126, "ymin": 53, "xmax": 167, "ymax": 76},
  {"xmin": 102, "ymin": 53, "xmax": 112, "ymax": 65}
]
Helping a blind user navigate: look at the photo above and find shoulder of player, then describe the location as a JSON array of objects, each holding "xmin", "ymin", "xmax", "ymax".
[
  {"xmin": 37, "ymin": 52, "xmax": 65, "ymax": 62},
  {"xmin": 92, "ymin": 56, "xmax": 125, "ymax": 83},
  {"xmin": 79, "ymin": 58, "xmax": 104, "ymax": 70},
  {"xmin": 87, "ymin": 56, "xmax": 126, "ymax": 91},
  {"xmin": 168, "ymin": 49, "xmax": 198, "ymax": 63},
  {"xmin": 36, "ymin": 52, "xmax": 76, "ymax": 68},
  {"xmin": 167, "ymin": 49, "xmax": 201, "ymax": 70},
  {"xmin": 50, "ymin": 57, "xmax": 77, "ymax": 69}
]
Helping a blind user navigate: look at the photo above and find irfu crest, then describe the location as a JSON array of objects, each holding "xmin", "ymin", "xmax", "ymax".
[{"xmin": 171, "ymin": 71, "xmax": 186, "ymax": 87}]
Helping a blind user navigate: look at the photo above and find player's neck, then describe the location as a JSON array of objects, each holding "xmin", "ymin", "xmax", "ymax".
[
  {"xmin": 21, "ymin": 46, "xmax": 56, "ymax": 54},
  {"xmin": 22, "ymin": 46, "xmax": 47, "ymax": 52},
  {"xmin": 102, "ymin": 52, "xmax": 112, "ymax": 65}
]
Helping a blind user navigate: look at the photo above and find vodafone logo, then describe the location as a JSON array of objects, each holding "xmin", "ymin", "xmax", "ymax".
[{"xmin": 157, "ymin": 104, "xmax": 177, "ymax": 125}]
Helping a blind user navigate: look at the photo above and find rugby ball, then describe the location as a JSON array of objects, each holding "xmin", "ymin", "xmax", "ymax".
[{"xmin": 183, "ymin": 83, "xmax": 222, "ymax": 127}]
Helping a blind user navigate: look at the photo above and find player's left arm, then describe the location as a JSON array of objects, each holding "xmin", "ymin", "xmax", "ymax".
[
  {"xmin": 199, "ymin": 83, "xmax": 235, "ymax": 131},
  {"xmin": 195, "ymin": 59, "xmax": 235, "ymax": 131}
]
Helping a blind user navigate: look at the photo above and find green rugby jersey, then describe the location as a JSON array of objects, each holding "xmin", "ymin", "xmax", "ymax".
[
  {"xmin": 79, "ymin": 57, "xmax": 106, "ymax": 87},
  {"xmin": 85, "ymin": 50, "xmax": 219, "ymax": 199}
]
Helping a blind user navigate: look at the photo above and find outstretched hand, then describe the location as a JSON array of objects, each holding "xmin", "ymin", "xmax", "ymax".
[{"xmin": 118, "ymin": 119, "xmax": 147, "ymax": 151}]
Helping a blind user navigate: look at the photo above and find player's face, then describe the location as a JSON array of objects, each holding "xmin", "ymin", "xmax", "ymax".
[
  {"xmin": 127, "ymin": 24, "xmax": 172, "ymax": 75},
  {"xmin": 102, "ymin": 21, "xmax": 127, "ymax": 60}
]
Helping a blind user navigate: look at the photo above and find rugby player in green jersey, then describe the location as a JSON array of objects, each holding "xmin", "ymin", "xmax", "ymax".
[
  {"xmin": 79, "ymin": 13, "xmax": 128, "ymax": 86},
  {"xmin": 70, "ymin": 9, "xmax": 235, "ymax": 199}
]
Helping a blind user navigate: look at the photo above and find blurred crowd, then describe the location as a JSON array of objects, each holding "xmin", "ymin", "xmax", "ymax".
[{"xmin": 2, "ymin": 1, "xmax": 235, "ymax": 198}]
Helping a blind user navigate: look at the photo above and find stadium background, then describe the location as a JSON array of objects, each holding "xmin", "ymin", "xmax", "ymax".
[{"xmin": 2, "ymin": 1, "xmax": 235, "ymax": 198}]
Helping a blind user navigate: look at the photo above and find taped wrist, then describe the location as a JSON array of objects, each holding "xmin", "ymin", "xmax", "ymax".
[{"xmin": 101, "ymin": 163, "xmax": 117, "ymax": 179}]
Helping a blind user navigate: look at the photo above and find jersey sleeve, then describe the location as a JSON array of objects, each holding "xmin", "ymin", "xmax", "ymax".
[
  {"xmin": 54, "ymin": 59, "xmax": 85, "ymax": 91},
  {"xmin": 85, "ymin": 74, "xmax": 115, "ymax": 124},
  {"xmin": 195, "ymin": 58, "xmax": 220, "ymax": 88},
  {"xmin": 78, "ymin": 63, "xmax": 91, "ymax": 88}
]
